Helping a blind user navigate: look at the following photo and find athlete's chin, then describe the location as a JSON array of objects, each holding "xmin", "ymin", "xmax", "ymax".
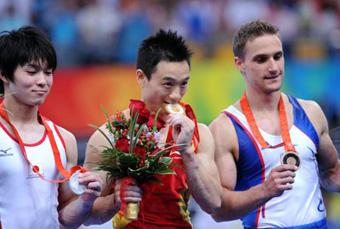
[
  {"xmin": 264, "ymin": 85, "xmax": 281, "ymax": 94},
  {"xmin": 29, "ymin": 98, "xmax": 47, "ymax": 106},
  {"xmin": 158, "ymin": 110, "xmax": 169, "ymax": 123},
  {"xmin": 14, "ymin": 97, "xmax": 46, "ymax": 107}
]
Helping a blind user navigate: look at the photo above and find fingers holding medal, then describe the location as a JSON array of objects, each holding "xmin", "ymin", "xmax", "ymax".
[
  {"xmin": 69, "ymin": 170, "xmax": 103, "ymax": 198},
  {"xmin": 69, "ymin": 170, "xmax": 87, "ymax": 195},
  {"xmin": 164, "ymin": 103, "xmax": 195, "ymax": 154}
]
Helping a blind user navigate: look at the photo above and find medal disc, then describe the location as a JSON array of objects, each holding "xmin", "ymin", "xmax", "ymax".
[
  {"xmin": 69, "ymin": 170, "xmax": 87, "ymax": 195},
  {"xmin": 164, "ymin": 103, "xmax": 184, "ymax": 114},
  {"xmin": 282, "ymin": 151, "xmax": 300, "ymax": 168}
]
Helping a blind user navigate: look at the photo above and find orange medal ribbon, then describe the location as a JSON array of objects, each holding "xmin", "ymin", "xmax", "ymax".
[
  {"xmin": 240, "ymin": 93, "xmax": 296, "ymax": 153},
  {"xmin": 0, "ymin": 103, "xmax": 84, "ymax": 183}
]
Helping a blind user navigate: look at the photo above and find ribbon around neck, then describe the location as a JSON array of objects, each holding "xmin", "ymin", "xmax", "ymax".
[
  {"xmin": 240, "ymin": 93, "xmax": 296, "ymax": 153},
  {"xmin": 0, "ymin": 102, "xmax": 85, "ymax": 183}
]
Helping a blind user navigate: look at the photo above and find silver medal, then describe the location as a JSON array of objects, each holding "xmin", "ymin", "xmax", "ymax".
[{"xmin": 69, "ymin": 170, "xmax": 87, "ymax": 195}]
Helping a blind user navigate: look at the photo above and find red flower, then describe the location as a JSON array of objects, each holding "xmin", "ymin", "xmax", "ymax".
[
  {"xmin": 115, "ymin": 137, "xmax": 130, "ymax": 153},
  {"xmin": 134, "ymin": 146, "xmax": 147, "ymax": 157},
  {"xmin": 115, "ymin": 112, "xmax": 124, "ymax": 121},
  {"xmin": 134, "ymin": 146, "xmax": 147, "ymax": 167},
  {"xmin": 129, "ymin": 99, "xmax": 150, "ymax": 124}
]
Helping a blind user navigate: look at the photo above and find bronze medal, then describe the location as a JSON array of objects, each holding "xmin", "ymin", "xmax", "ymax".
[{"xmin": 282, "ymin": 151, "xmax": 300, "ymax": 168}]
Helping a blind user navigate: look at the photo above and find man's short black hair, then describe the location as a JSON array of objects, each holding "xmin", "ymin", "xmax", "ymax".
[
  {"xmin": 0, "ymin": 26, "xmax": 57, "ymax": 93},
  {"xmin": 136, "ymin": 29, "xmax": 192, "ymax": 80}
]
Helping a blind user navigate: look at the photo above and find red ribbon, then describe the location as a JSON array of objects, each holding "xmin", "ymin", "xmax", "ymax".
[
  {"xmin": 0, "ymin": 102, "xmax": 84, "ymax": 183},
  {"xmin": 119, "ymin": 177, "xmax": 136, "ymax": 212}
]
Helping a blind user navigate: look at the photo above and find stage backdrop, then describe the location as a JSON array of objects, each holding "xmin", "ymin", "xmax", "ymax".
[
  {"xmin": 40, "ymin": 60, "xmax": 241, "ymax": 137},
  {"xmin": 40, "ymin": 60, "xmax": 340, "ymax": 138}
]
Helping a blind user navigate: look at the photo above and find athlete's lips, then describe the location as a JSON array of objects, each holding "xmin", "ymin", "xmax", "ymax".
[
  {"xmin": 32, "ymin": 90, "xmax": 48, "ymax": 95},
  {"xmin": 163, "ymin": 101, "xmax": 180, "ymax": 105},
  {"xmin": 264, "ymin": 75, "xmax": 279, "ymax": 80}
]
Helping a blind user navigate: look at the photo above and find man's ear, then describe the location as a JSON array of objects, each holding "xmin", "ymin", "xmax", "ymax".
[
  {"xmin": 234, "ymin": 57, "xmax": 245, "ymax": 74},
  {"xmin": 136, "ymin": 69, "xmax": 147, "ymax": 87},
  {"xmin": 0, "ymin": 71, "xmax": 8, "ymax": 83}
]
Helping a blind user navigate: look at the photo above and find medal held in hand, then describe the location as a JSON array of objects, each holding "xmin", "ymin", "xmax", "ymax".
[
  {"xmin": 69, "ymin": 170, "xmax": 87, "ymax": 195},
  {"xmin": 241, "ymin": 93, "xmax": 300, "ymax": 169},
  {"xmin": 282, "ymin": 151, "xmax": 300, "ymax": 168}
]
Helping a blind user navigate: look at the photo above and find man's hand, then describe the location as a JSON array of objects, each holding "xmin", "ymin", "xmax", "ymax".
[
  {"xmin": 78, "ymin": 171, "xmax": 103, "ymax": 202},
  {"xmin": 262, "ymin": 164, "xmax": 297, "ymax": 198},
  {"xmin": 113, "ymin": 179, "xmax": 143, "ymax": 211},
  {"xmin": 167, "ymin": 113, "xmax": 195, "ymax": 154}
]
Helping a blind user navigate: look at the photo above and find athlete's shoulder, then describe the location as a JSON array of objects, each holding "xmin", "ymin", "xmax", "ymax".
[
  {"xmin": 209, "ymin": 111, "xmax": 238, "ymax": 142},
  {"xmin": 197, "ymin": 122, "xmax": 208, "ymax": 131},
  {"xmin": 210, "ymin": 112, "xmax": 230, "ymax": 127},
  {"xmin": 210, "ymin": 102, "xmax": 240, "ymax": 131},
  {"xmin": 293, "ymin": 96, "xmax": 327, "ymax": 135},
  {"xmin": 50, "ymin": 122, "xmax": 78, "ymax": 165},
  {"xmin": 294, "ymin": 97, "xmax": 324, "ymax": 117},
  {"xmin": 52, "ymin": 122, "xmax": 77, "ymax": 145},
  {"xmin": 197, "ymin": 123, "xmax": 213, "ymax": 140}
]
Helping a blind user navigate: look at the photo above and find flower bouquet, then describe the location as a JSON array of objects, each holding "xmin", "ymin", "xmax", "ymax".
[{"xmin": 95, "ymin": 100, "xmax": 176, "ymax": 221}]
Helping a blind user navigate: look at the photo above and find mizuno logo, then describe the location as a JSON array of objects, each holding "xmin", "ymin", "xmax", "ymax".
[
  {"xmin": 0, "ymin": 147, "xmax": 13, "ymax": 157},
  {"xmin": 0, "ymin": 147, "xmax": 11, "ymax": 154}
]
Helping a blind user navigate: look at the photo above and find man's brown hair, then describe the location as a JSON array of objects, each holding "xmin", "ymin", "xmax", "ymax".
[{"xmin": 233, "ymin": 20, "xmax": 279, "ymax": 59}]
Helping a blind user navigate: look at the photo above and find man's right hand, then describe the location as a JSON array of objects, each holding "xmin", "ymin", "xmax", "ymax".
[
  {"xmin": 113, "ymin": 179, "xmax": 143, "ymax": 211},
  {"xmin": 262, "ymin": 164, "xmax": 297, "ymax": 198}
]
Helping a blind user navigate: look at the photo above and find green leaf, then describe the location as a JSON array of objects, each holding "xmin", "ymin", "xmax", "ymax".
[
  {"xmin": 153, "ymin": 108, "xmax": 162, "ymax": 132},
  {"xmin": 89, "ymin": 124, "xmax": 115, "ymax": 149},
  {"xmin": 159, "ymin": 157, "xmax": 172, "ymax": 165},
  {"xmin": 155, "ymin": 169, "xmax": 176, "ymax": 175},
  {"xmin": 130, "ymin": 124, "xmax": 147, "ymax": 150},
  {"xmin": 100, "ymin": 106, "xmax": 114, "ymax": 134}
]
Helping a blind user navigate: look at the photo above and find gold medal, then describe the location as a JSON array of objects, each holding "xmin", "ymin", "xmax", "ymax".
[
  {"xmin": 282, "ymin": 151, "xmax": 300, "ymax": 168},
  {"xmin": 164, "ymin": 103, "xmax": 185, "ymax": 114}
]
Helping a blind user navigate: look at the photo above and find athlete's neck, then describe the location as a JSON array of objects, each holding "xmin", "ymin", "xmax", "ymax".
[
  {"xmin": 245, "ymin": 89, "xmax": 281, "ymax": 112},
  {"xmin": 3, "ymin": 97, "xmax": 39, "ymax": 125}
]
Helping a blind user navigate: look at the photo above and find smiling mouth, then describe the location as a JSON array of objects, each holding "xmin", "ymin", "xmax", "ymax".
[
  {"xmin": 33, "ymin": 90, "xmax": 48, "ymax": 94},
  {"xmin": 264, "ymin": 75, "xmax": 279, "ymax": 80}
]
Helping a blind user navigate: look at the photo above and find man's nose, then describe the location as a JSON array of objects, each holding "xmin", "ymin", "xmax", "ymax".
[
  {"xmin": 168, "ymin": 86, "xmax": 181, "ymax": 102},
  {"xmin": 268, "ymin": 58, "xmax": 279, "ymax": 74},
  {"xmin": 36, "ymin": 72, "xmax": 48, "ymax": 86}
]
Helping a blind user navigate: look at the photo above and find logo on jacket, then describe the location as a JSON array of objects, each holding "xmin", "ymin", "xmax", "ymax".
[{"xmin": 0, "ymin": 147, "xmax": 13, "ymax": 157}]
